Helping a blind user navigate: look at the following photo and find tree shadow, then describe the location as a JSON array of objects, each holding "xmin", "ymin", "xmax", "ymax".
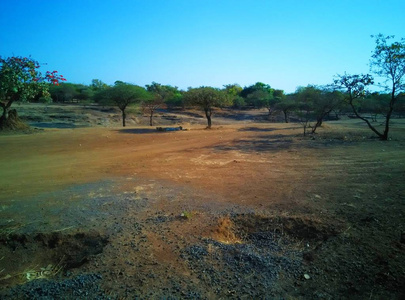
[
  {"xmin": 238, "ymin": 127, "xmax": 278, "ymax": 132},
  {"xmin": 211, "ymin": 134, "xmax": 295, "ymax": 153},
  {"xmin": 116, "ymin": 128, "xmax": 162, "ymax": 134},
  {"xmin": 238, "ymin": 126, "xmax": 301, "ymax": 132}
]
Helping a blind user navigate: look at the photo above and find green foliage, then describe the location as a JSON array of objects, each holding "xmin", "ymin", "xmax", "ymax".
[
  {"xmin": 276, "ymin": 95, "xmax": 297, "ymax": 123},
  {"xmin": 241, "ymin": 82, "xmax": 275, "ymax": 109},
  {"xmin": 240, "ymin": 83, "xmax": 282, "ymax": 118},
  {"xmin": 165, "ymin": 92, "xmax": 184, "ymax": 109},
  {"xmin": 232, "ymin": 96, "xmax": 246, "ymax": 109},
  {"xmin": 294, "ymin": 85, "xmax": 344, "ymax": 135},
  {"xmin": 223, "ymin": 84, "xmax": 243, "ymax": 107},
  {"xmin": 90, "ymin": 79, "xmax": 108, "ymax": 91},
  {"xmin": 184, "ymin": 86, "xmax": 229, "ymax": 128},
  {"xmin": 49, "ymin": 83, "xmax": 78, "ymax": 103},
  {"xmin": 0, "ymin": 56, "xmax": 65, "ymax": 129},
  {"xmin": 335, "ymin": 35, "xmax": 404, "ymax": 140},
  {"xmin": 75, "ymin": 84, "xmax": 94, "ymax": 102},
  {"xmin": 370, "ymin": 34, "xmax": 405, "ymax": 96},
  {"xmin": 146, "ymin": 82, "xmax": 177, "ymax": 101},
  {"xmin": 1, "ymin": 56, "xmax": 59, "ymax": 103},
  {"xmin": 334, "ymin": 73, "xmax": 389, "ymax": 139},
  {"xmin": 184, "ymin": 86, "xmax": 229, "ymax": 109},
  {"xmin": 143, "ymin": 82, "xmax": 184, "ymax": 124},
  {"xmin": 96, "ymin": 82, "xmax": 147, "ymax": 127},
  {"xmin": 360, "ymin": 93, "xmax": 390, "ymax": 120},
  {"xmin": 98, "ymin": 82, "xmax": 147, "ymax": 110},
  {"xmin": 180, "ymin": 211, "xmax": 193, "ymax": 220}
]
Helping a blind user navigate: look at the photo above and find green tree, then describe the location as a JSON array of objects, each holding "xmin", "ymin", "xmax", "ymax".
[
  {"xmin": 223, "ymin": 84, "xmax": 243, "ymax": 108},
  {"xmin": 75, "ymin": 84, "xmax": 94, "ymax": 102},
  {"xmin": 335, "ymin": 35, "xmax": 404, "ymax": 140},
  {"xmin": 361, "ymin": 93, "xmax": 390, "ymax": 122},
  {"xmin": 334, "ymin": 73, "xmax": 384, "ymax": 136},
  {"xmin": 295, "ymin": 85, "xmax": 343, "ymax": 135},
  {"xmin": 90, "ymin": 79, "xmax": 108, "ymax": 91},
  {"xmin": 49, "ymin": 83, "xmax": 78, "ymax": 103},
  {"xmin": 165, "ymin": 91, "xmax": 184, "ymax": 109},
  {"xmin": 184, "ymin": 86, "xmax": 229, "ymax": 128},
  {"xmin": 294, "ymin": 86, "xmax": 319, "ymax": 136},
  {"xmin": 0, "ymin": 56, "xmax": 65, "ymax": 129},
  {"xmin": 143, "ymin": 82, "xmax": 177, "ymax": 126},
  {"xmin": 370, "ymin": 34, "xmax": 405, "ymax": 140},
  {"xmin": 276, "ymin": 94, "xmax": 296, "ymax": 123},
  {"xmin": 241, "ymin": 82, "xmax": 279, "ymax": 118},
  {"xmin": 97, "ymin": 82, "xmax": 147, "ymax": 127}
]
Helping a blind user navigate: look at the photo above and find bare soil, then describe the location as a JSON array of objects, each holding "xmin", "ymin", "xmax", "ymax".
[{"xmin": 0, "ymin": 104, "xmax": 404, "ymax": 299}]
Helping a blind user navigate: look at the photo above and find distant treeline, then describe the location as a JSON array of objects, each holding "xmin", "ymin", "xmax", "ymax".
[{"xmin": 40, "ymin": 80, "xmax": 405, "ymax": 118}]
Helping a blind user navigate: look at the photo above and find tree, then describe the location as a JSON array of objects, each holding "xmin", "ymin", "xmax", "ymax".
[
  {"xmin": 223, "ymin": 84, "xmax": 243, "ymax": 108},
  {"xmin": 361, "ymin": 93, "xmax": 390, "ymax": 122},
  {"xmin": 143, "ymin": 82, "xmax": 176, "ymax": 126},
  {"xmin": 334, "ymin": 73, "xmax": 386, "ymax": 137},
  {"xmin": 294, "ymin": 86, "xmax": 318, "ymax": 136},
  {"xmin": 370, "ymin": 34, "xmax": 405, "ymax": 140},
  {"xmin": 49, "ymin": 83, "xmax": 95, "ymax": 103},
  {"xmin": 184, "ymin": 86, "xmax": 229, "ymax": 128},
  {"xmin": 75, "ymin": 84, "xmax": 95, "ymax": 102},
  {"xmin": 90, "ymin": 79, "xmax": 108, "ymax": 91},
  {"xmin": 276, "ymin": 94, "xmax": 296, "ymax": 123},
  {"xmin": 312, "ymin": 89, "xmax": 344, "ymax": 131},
  {"xmin": 295, "ymin": 85, "xmax": 343, "ymax": 135},
  {"xmin": 335, "ymin": 35, "xmax": 404, "ymax": 140},
  {"xmin": 49, "ymin": 83, "xmax": 78, "ymax": 103},
  {"xmin": 241, "ymin": 82, "xmax": 279, "ymax": 118},
  {"xmin": 0, "ymin": 56, "xmax": 65, "ymax": 130},
  {"xmin": 97, "ymin": 82, "xmax": 147, "ymax": 127},
  {"xmin": 165, "ymin": 91, "xmax": 184, "ymax": 109}
]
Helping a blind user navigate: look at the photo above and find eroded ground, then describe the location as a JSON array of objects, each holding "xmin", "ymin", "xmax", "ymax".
[{"xmin": 0, "ymin": 107, "xmax": 404, "ymax": 299}]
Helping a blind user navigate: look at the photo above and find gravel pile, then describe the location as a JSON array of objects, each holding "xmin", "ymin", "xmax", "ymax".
[
  {"xmin": 0, "ymin": 274, "xmax": 111, "ymax": 300},
  {"xmin": 181, "ymin": 232, "xmax": 303, "ymax": 298}
]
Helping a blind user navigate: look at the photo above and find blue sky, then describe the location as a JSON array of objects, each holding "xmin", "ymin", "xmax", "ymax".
[{"xmin": 1, "ymin": 0, "xmax": 404, "ymax": 93}]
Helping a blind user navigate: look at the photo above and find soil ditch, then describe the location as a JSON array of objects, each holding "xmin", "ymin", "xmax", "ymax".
[{"xmin": 0, "ymin": 231, "xmax": 108, "ymax": 287}]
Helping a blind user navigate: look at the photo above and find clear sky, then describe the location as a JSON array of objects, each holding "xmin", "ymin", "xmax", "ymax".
[{"xmin": 1, "ymin": 0, "xmax": 404, "ymax": 93}]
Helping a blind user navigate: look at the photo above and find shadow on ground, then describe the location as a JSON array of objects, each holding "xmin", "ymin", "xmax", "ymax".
[
  {"xmin": 238, "ymin": 126, "xmax": 301, "ymax": 132},
  {"xmin": 211, "ymin": 134, "xmax": 295, "ymax": 153},
  {"xmin": 116, "ymin": 128, "xmax": 163, "ymax": 134}
]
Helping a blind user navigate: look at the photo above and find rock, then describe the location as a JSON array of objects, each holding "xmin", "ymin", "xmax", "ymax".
[{"xmin": 304, "ymin": 274, "xmax": 311, "ymax": 280}]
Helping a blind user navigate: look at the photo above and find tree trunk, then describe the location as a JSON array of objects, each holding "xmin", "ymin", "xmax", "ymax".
[
  {"xmin": 311, "ymin": 118, "xmax": 322, "ymax": 134},
  {"xmin": 0, "ymin": 105, "xmax": 7, "ymax": 129},
  {"xmin": 267, "ymin": 108, "xmax": 272, "ymax": 120},
  {"xmin": 204, "ymin": 108, "xmax": 212, "ymax": 129},
  {"xmin": 0, "ymin": 108, "xmax": 28, "ymax": 130},
  {"xmin": 122, "ymin": 109, "xmax": 126, "ymax": 127},
  {"xmin": 348, "ymin": 96, "xmax": 384, "ymax": 139},
  {"xmin": 283, "ymin": 110, "xmax": 289, "ymax": 123},
  {"xmin": 149, "ymin": 110, "xmax": 154, "ymax": 126},
  {"xmin": 381, "ymin": 86, "xmax": 396, "ymax": 141}
]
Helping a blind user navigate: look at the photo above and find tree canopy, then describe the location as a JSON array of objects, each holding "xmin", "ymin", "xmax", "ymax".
[
  {"xmin": 97, "ymin": 82, "xmax": 147, "ymax": 127},
  {"xmin": 0, "ymin": 56, "xmax": 65, "ymax": 129},
  {"xmin": 184, "ymin": 86, "xmax": 230, "ymax": 128}
]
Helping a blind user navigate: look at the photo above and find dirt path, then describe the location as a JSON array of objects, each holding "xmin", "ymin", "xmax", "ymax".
[{"xmin": 1, "ymin": 122, "xmax": 404, "ymax": 299}]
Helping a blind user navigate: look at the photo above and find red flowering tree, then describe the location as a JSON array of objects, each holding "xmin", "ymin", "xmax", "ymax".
[{"xmin": 0, "ymin": 56, "xmax": 66, "ymax": 129}]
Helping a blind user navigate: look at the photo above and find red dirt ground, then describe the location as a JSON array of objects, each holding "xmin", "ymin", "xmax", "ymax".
[{"xmin": 0, "ymin": 112, "xmax": 404, "ymax": 299}]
